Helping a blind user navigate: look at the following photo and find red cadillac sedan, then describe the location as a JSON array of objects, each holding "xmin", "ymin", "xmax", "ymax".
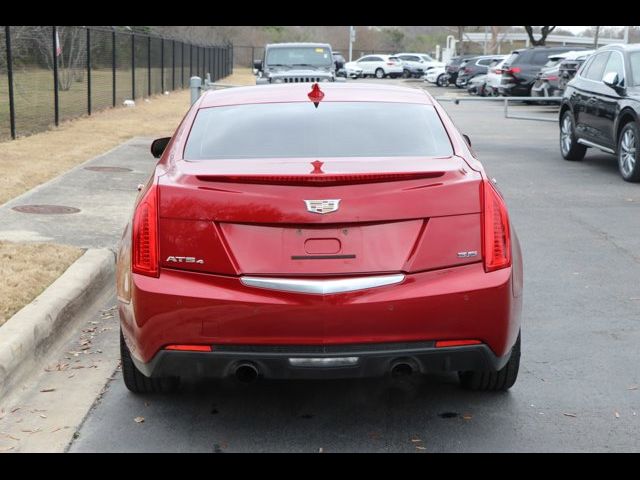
[{"xmin": 116, "ymin": 82, "xmax": 523, "ymax": 393}]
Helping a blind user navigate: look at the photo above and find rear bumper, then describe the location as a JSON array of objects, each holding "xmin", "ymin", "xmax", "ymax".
[
  {"xmin": 119, "ymin": 261, "xmax": 523, "ymax": 367},
  {"xmin": 132, "ymin": 341, "xmax": 513, "ymax": 380}
]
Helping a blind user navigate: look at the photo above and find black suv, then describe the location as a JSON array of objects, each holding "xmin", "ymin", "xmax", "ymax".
[
  {"xmin": 442, "ymin": 55, "xmax": 475, "ymax": 86},
  {"xmin": 560, "ymin": 44, "xmax": 640, "ymax": 182},
  {"xmin": 500, "ymin": 47, "xmax": 582, "ymax": 96}
]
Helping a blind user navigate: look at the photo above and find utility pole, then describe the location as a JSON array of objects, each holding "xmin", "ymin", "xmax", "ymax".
[
  {"xmin": 593, "ymin": 26, "xmax": 600, "ymax": 48},
  {"xmin": 624, "ymin": 26, "xmax": 630, "ymax": 44},
  {"xmin": 349, "ymin": 26, "xmax": 355, "ymax": 62},
  {"xmin": 484, "ymin": 25, "xmax": 489, "ymax": 54}
]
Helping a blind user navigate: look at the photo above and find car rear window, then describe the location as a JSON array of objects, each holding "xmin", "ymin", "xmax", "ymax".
[
  {"xmin": 184, "ymin": 102, "xmax": 454, "ymax": 160},
  {"xmin": 629, "ymin": 51, "xmax": 640, "ymax": 86}
]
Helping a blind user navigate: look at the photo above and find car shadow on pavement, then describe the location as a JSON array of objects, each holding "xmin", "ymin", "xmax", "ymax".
[{"xmin": 138, "ymin": 373, "xmax": 518, "ymax": 452}]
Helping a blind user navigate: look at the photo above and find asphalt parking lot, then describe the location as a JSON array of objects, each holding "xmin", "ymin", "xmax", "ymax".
[{"xmin": 67, "ymin": 78, "xmax": 640, "ymax": 452}]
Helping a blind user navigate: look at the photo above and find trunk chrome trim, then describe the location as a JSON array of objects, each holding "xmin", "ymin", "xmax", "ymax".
[
  {"xmin": 577, "ymin": 138, "xmax": 615, "ymax": 154},
  {"xmin": 240, "ymin": 274, "xmax": 405, "ymax": 295}
]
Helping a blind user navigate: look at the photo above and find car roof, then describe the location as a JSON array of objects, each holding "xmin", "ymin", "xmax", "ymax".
[
  {"xmin": 600, "ymin": 43, "xmax": 640, "ymax": 53},
  {"xmin": 199, "ymin": 83, "xmax": 433, "ymax": 108},
  {"xmin": 266, "ymin": 42, "xmax": 332, "ymax": 49}
]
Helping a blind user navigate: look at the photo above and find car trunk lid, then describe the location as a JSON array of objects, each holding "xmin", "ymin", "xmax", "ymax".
[{"xmin": 158, "ymin": 156, "xmax": 483, "ymax": 276}]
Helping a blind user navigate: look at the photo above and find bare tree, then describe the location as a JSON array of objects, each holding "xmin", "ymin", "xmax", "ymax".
[
  {"xmin": 30, "ymin": 26, "xmax": 87, "ymax": 91},
  {"xmin": 523, "ymin": 26, "xmax": 556, "ymax": 46}
]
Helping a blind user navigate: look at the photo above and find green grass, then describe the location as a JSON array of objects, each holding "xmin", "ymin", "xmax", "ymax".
[{"xmin": 0, "ymin": 67, "xmax": 194, "ymax": 141}]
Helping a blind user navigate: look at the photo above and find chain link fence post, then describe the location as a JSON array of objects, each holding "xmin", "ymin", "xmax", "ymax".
[
  {"xmin": 87, "ymin": 27, "xmax": 92, "ymax": 115},
  {"xmin": 5, "ymin": 26, "xmax": 16, "ymax": 139},
  {"xmin": 112, "ymin": 29, "xmax": 116, "ymax": 107},
  {"xmin": 52, "ymin": 26, "xmax": 60, "ymax": 127},
  {"xmin": 131, "ymin": 33, "xmax": 136, "ymax": 101}
]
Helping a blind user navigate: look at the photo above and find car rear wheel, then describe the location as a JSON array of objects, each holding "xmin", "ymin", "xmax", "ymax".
[
  {"xmin": 436, "ymin": 74, "xmax": 446, "ymax": 86},
  {"xmin": 560, "ymin": 111, "xmax": 587, "ymax": 161},
  {"xmin": 459, "ymin": 333, "xmax": 520, "ymax": 391},
  {"xmin": 375, "ymin": 68, "xmax": 385, "ymax": 79},
  {"xmin": 402, "ymin": 69, "xmax": 411, "ymax": 79},
  {"xmin": 618, "ymin": 122, "xmax": 640, "ymax": 182},
  {"xmin": 121, "ymin": 329, "xmax": 180, "ymax": 394}
]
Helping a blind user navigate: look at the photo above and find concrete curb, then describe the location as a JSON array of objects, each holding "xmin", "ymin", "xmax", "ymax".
[{"xmin": 0, "ymin": 248, "xmax": 115, "ymax": 397}]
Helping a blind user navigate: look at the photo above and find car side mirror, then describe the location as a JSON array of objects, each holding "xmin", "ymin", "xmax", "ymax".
[
  {"xmin": 603, "ymin": 71, "xmax": 622, "ymax": 89},
  {"xmin": 150, "ymin": 137, "xmax": 171, "ymax": 158},
  {"xmin": 253, "ymin": 59, "xmax": 263, "ymax": 71},
  {"xmin": 463, "ymin": 134, "xmax": 472, "ymax": 147}
]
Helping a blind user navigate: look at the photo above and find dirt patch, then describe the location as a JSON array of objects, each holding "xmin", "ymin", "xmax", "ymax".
[
  {"xmin": 0, "ymin": 68, "xmax": 255, "ymax": 206},
  {"xmin": 0, "ymin": 241, "xmax": 84, "ymax": 326}
]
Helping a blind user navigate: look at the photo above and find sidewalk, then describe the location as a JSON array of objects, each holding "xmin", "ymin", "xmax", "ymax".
[{"xmin": 0, "ymin": 137, "xmax": 157, "ymax": 249}]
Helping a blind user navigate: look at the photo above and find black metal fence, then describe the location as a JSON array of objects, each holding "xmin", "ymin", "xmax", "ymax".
[{"xmin": 1, "ymin": 26, "xmax": 233, "ymax": 141}]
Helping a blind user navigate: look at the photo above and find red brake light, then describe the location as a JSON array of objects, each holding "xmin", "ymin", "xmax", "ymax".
[
  {"xmin": 132, "ymin": 183, "xmax": 159, "ymax": 277},
  {"xmin": 543, "ymin": 75, "xmax": 559, "ymax": 81},
  {"xmin": 494, "ymin": 69, "xmax": 502, "ymax": 74},
  {"xmin": 482, "ymin": 180, "xmax": 511, "ymax": 272},
  {"xmin": 506, "ymin": 66, "xmax": 521, "ymax": 75}
]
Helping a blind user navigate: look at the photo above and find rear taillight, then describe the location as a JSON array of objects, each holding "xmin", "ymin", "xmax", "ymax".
[
  {"xmin": 505, "ymin": 66, "xmax": 521, "ymax": 75},
  {"xmin": 494, "ymin": 69, "xmax": 502, "ymax": 74},
  {"xmin": 543, "ymin": 75, "xmax": 559, "ymax": 81},
  {"xmin": 132, "ymin": 183, "xmax": 159, "ymax": 277},
  {"xmin": 464, "ymin": 67, "xmax": 472, "ymax": 73},
  {"xmin": 482, "ymin": 180, "xmax": 511, "ymax": 272},
  {"xmin": 387, "ymin": 62, "xmax": 395, "ymax": 66}
]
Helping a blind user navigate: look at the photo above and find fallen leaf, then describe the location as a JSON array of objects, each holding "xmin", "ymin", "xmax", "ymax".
[
  {"xmin": 627, "ymin": 385, "xmax": 639, "ymax": 390},
  {"xmin": 10, "ymin": 408, "xmax": 20, "ymax": 414},
  {"xmin": 68, "ymin": 374, "xmax": 75, "ymax": 378},
  {"xmin": 462, "ymin": 413, "xmax": 473, "ymax": 420},
  {"xmin": 415, "ymin": 446, "xmax": 427, "ymax": 451},
  {"xmin": 1, "ymin": 432, "xmax": 20, "ymax": 441},
  {"xmin": 40, "ymin": 388, "xmax": 55, "ymax": 393},
  {"xmin": 39, "ymin": 414, "xmax": 47, "ymax": 419},
  {"xmin": 614, "ymin": 411, "xmax": 620, "ymax": 418},
  {"xmin": 563, "ymin": 413, "xmax": 577, "ymax": 418},
  {"xmin": 0, "ymin": 446, "xmax": 15, "ymax": 452},
  {"xmin": 134, "ymin": 416, "xmax": 145, "ymax": 423},
  {"xmin": 20, "ymin": 428, "xmax": 41, "ymax": 434},
  {"xmin": 410, "ymin": 438, "xmax": 422, "ymax": 443},
  {"xmin": 51, "ymin": 427, "xmax": 62, "ymax": 433}
]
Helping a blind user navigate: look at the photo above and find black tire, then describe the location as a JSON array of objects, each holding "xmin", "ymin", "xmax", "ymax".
[
  {"xmin": 375, "ymin": 68, "xmax": 385, "ymax": 79},
  {"xmin": 617, "ymin": 122, "xmax": 640, "ymax": 182},
  {"xmin": 121, "ymin": 329, "xmax": 180, "ymax": 394},
  {"xmin": 402, "ymin": 69, "xmax": 411, "ymax": 79},
  {"xmin": 560, "ymin": 110, "xmax": 587, "ymax": 161},
  {"xmin": 436, "ymin": 74, "xmax": 446, "ymax": 87},
  {"xmin": 459, "ymin": 333, "xmax": 520, "ymax": 391}
]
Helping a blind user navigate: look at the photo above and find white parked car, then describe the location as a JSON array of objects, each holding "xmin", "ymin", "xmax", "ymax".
[
  {"xmin": 485, "ymin": 58, "xmax": 507, "ymax": 96},
  {"xmin": 345, "ymin": 63, "xmax": 364, "ymax": 79},
  {"xmin": 395, "ymin": 52, "xmax": 444, "ymax": 74},
  {"xmin": 345, "ymin": 54, "xmax": 404, "ymax": 79},
  {"xmin": 424, "ymin": 66, "xmax": 446, "ymax": 85}
]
